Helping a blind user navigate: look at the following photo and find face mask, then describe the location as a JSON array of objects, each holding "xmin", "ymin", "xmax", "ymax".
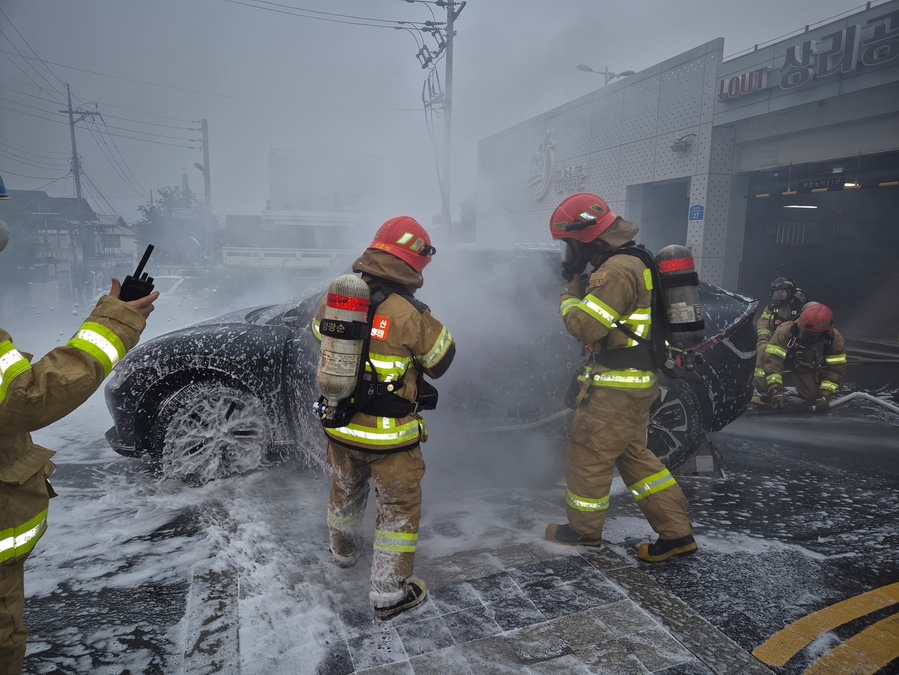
[
  {"xmin": 561, "ymin": 240, "xmax": 589, "ymax": 281},
  {"xmin": 771, "ymin": 289, "xmax": 790, "ymax": 305},
  {"xmin": 797, "ymin": 328, "xmax": 820, "ymax": 347}
]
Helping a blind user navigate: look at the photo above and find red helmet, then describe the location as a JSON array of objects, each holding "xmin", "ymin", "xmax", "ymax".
[
  {"xmin": 549, "ymin": 193, "xmax": 619, "ymax": 243},
  {"xmin": 797, "ymin": 303, "xmax": 834, "ymax": 333},
  {"xmin": 368, "ymin": 216, "xmax": 435, "ymax": 272}
]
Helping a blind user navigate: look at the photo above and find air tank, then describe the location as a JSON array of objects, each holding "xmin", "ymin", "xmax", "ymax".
[
  {"xmin": 315, "ymin": 274, "xmax": 371, "ymax": 402},
  {"xmin": 655, "ymin": 245, "xmax": 705, "ymax": 353}
]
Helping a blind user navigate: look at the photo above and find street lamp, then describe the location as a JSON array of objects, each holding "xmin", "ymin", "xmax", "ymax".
[{"xmin": 576, "ymin": 64, "xmax": 636, "ymax": 86}]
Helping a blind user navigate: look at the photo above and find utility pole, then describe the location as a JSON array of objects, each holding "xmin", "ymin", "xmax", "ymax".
[
  {"xmin": 201, "ymin": 119, "xmax": 212, "ymax": 259},
  {"xmin": 61, "ymin": 84, "xmax": 100, "ymax": 302},
  {"xmin": 441, "ymin": 0, "xmax": 455, "ymax": 232}
]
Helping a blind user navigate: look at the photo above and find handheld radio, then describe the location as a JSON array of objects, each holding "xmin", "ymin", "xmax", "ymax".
[{"xmin": 119, "ymin": 244, "xmax": 155, "ymax": 301}]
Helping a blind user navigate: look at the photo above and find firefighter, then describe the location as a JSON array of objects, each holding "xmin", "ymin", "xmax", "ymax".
[
  {"xmin": 543, "ymin": 193, "xmax": 697, "ymax": 563},
  {"xmin": 762, "ymin": 303, "xmax": 847, "ymax": 412},
  {"xmin": 311, "ymin": 216, "xmax": 455, "ymax": 620},
  {"xmin": 752, "ymin": 277, "xmax": 808, "ymax": 405},
  {"xmin": 0, "ymin": 217, "xmax": 159, "ymax": 672}
]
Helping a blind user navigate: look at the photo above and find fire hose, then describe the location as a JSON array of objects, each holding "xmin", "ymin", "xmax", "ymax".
[{"xmin": 829, "ymin": 391, "xmax": 899, "ymax": 415}]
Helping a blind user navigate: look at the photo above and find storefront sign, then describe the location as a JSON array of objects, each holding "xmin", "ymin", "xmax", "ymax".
[
  {"xmin": 798, "ymin": 177, "xmax": 844, "ymax": 190},
  {"xmin": 553, "ymin": 165, "xmax": 589, "ymax": 194},
  {"xmin": 717, "ymin": 8, "xmax": 899, "ymax": 102},
  {"xmin": 717, "ymin": 67, "xmax": 769, "ymax": 101},
  {"xmin": 526, "ymin": 129, "xmax": 555, "ymax": 200}
]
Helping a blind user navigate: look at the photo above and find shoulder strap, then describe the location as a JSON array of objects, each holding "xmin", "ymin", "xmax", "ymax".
[
  {"xmin": 598, "ymin": 244, "xmax": 669, "ymax": 365},
  {"xmin": 369, "ymin": 282, "xmax": 429, "ymax": 315}
]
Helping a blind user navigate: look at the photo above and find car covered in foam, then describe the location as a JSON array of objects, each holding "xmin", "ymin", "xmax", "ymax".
[{"xmin": 104, "ymin": 245, "xmax": 758, "ymax": 484}]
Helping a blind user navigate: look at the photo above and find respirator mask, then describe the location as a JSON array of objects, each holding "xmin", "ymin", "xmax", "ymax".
[
  {"xmin": 770, "ymin": 288, "xmax": 790, "ymax": 307},
  {"xmin": 797, "ymin": 328, "xmax": 821, "ymax": 347},
  {"xmin": 560, "ymin": 240, "xmax": 591, "ymax": 281}
]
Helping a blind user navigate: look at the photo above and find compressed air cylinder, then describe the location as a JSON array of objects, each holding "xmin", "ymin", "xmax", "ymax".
[
  {"xmin": 655, "ymin": 245, "xmax": 705, "ymax": 352},
  {"xmin": 316, "ymin": 274, "xmax": 370, "ymax": 401}
]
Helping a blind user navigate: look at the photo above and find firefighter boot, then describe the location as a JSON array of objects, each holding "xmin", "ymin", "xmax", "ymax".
[
  {"xmin": 545, "ymin": 523, "xmax": 603, "ymax": 547},
  {"xmin": 373, "ymin": 579, "xmax": 428, "ymax": 620},
  {"xmin": 330, "ymin": 549, "xmax": 356, "ymax": 568},
  {"xmin": 750, "ymin": 394, "xmax": 771, "ymax": 406},
  {"xmin": 638, "ymin": 535, "xmax": 698, "ymax": 562}
]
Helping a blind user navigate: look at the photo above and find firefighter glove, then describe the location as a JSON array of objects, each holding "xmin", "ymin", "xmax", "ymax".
[
  {"xmin": 565, "ymin": 273, "xmax": 588, "ymax": 298},
  {"xmin": 813, "ymin": 397, "xmax": 830, "ymax": 413},
  {"xmin": 768, "ymin": 387, "xmax": 785, "ymax": 409},
  {"xmin": 561, "ymin": 256, "xmax": 588, "ymax": 282}
]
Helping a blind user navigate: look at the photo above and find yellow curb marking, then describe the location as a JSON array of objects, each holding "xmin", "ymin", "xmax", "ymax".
[
  {"xmin": 804, "ymin": 612, "xmax": 899, "ymax": 675},
  {"xmin": 752, "ymin": 581, "xmax": 899, "ymax": 667}
]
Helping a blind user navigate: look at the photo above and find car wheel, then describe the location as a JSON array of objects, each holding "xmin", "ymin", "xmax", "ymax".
[
  {"xmin": 648, "ymin": 377, "xmax": 703, "ymax": 469},
  {"xmin": 154, "ymin": 381, "xmax": 271, "ymax": 485}
]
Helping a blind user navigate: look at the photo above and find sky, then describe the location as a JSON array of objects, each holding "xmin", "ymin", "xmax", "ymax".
[{"xmin": 0, "ymin": 0, "xmax": 874, "ymax": 228}]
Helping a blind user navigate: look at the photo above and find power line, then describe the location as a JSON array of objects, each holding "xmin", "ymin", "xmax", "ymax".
[
  {"xmin": 1, "ymin": 72, "xmax": 199, "ymax": 124},
  {"xmin": 82, "ymin": 123, "xmax": 147, "ymax": 198},
  {"xmin": 222, "ymin": 0, "xmax": 441, "ymax": 29},
  {"xmin": 0, "ymin": 48, "xmax": 423, "ymax": 110},
  {"xmin": 0, "ymin": 147, "xmax": 70, "ymax": 170},
  {"xmin": 85, "ymin": 116, "xmax": 147, "ymax": 195},
  {"xmin": 0, "ymin": 94, "xmax": 61, "ymax": 116},
  {"xmin": 0, "ymin": 101, "xmax": 63, "ymax": 125},
  {"xmin": 0, "ymin": 6, "xmax": 68, "ymax": 99},
  {"xmin": 0, "ymin": 101, "xmax": 198, "ymax": 148},
  {"xmin": 0, "ymin": 168, "xmax": 68, "ymax": 180},
  {"xmin": 0, "ymin": 136, "xmax": 70, "ymax": 159},
  {"xmin": 31, "ymin": 174, "xmax": 69, "ymax": 191},
  {"xmin": 0, "ymin": 82, "xmax": 62, "ymax": 106}
]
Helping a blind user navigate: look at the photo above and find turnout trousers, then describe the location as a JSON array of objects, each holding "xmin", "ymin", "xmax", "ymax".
[
  {"xmin": 564, "ymin": 384, "xmax": 692, "ymax": 541},
  {"xmin": 786, "ymin": 370, "xmax": 824, "ymax": 403},
  {"xmin": 327, "ymin": 440, "xmax": 425, "ymax": 607},
  {"xmin": 754, "ymin": 343, "xmax": 769, "ymax": 396},
  {"xmin": 0, "ymin": 559, "xmax": 26, "ymax": 674}
]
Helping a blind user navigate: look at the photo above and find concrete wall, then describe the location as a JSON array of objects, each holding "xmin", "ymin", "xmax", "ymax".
[{"xmin": 476, "ymin": 39, "xmax": 730, "ymax": 284}]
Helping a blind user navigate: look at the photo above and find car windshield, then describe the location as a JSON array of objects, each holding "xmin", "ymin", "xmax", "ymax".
[{"xmin": 250, "ymin": 287, "xmax": 326, "ymax": 328}]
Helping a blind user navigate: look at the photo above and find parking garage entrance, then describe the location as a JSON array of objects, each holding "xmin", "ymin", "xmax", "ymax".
[{"xmin": 739, "ymin": 150, "xmax": 899, "ymax": 342}]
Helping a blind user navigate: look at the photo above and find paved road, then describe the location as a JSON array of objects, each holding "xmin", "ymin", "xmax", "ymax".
[
  {"xmin": 638, "ymin": 395, "xmax": 899, "ymax": 675},
  {"xmin": 18, "ymin": 379, "xmax": 899, "ymax": 673}
]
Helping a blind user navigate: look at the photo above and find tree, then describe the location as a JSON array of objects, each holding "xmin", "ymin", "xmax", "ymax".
[{"xmin": 134, "ymin": 185, "xmax": 206, "ymax": 264}]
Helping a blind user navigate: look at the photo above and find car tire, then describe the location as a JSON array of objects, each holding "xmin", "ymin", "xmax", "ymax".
[
  {"xmin": 154, "ymin": 381, "xmax": 271, "ymax": 485},
  {"xmin": 648, "ymin": 376, "xmax": 703, "ymax": 469}
]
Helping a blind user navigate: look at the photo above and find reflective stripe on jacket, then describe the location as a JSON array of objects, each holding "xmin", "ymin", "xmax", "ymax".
[
  {"xmin": 560, "ymin": 254, "xmax": 657, "ymax": 391},
  {"xmin": 0, "ymin": 296, "xmax": 146, "ymax": 564},
  {"xmin": 762, "ymin": 320, "xmax": 848, "ymax": 396}
]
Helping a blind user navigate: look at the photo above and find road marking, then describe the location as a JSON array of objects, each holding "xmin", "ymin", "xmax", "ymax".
[
  {"xmin": 804, "ymin": 612, "xmax": 899, "ymax": 675},
  {"xmin": 752, "ymin": 582, "xmax": 899, "ymax": 667}
]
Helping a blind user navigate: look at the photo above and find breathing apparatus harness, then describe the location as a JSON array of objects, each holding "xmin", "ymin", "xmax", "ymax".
[
  {"xmin": 585, "ymin": 243, "xmax": 689, "ymax": 376},
  {"xmin": 316, "ymin": 278, "xmax": 438, "ymax": 429},
  {"xmin": 786, "ymin": 323, "xmax": 833, "ymax": 372}
]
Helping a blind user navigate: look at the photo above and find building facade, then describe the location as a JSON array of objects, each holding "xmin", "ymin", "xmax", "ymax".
[
  {"xmin": 0, "ymin": 190, "xmax": 138, "ymax": 316},
  {"xmin": 218, "ymin": 148, "xmax": 385, "ymax": 281},
  {"xmin": 476, "ymin": 0, "xmax": 899, "ymax": 339}
]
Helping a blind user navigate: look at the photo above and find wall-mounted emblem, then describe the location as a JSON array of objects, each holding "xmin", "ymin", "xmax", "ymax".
[{"xmin": 527, "ymin": 129, "xmax": 555, "ymax": 200}]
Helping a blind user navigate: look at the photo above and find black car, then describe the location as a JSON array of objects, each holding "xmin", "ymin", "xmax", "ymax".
[{"xmin": 104, "ymin": 246, "xmax": 758, "ymax": 484}]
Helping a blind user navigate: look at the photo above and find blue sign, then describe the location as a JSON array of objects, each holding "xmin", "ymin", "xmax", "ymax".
[{"xmin": 688, "ymin": 204, "xmax": 705, "ymax": 221}]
